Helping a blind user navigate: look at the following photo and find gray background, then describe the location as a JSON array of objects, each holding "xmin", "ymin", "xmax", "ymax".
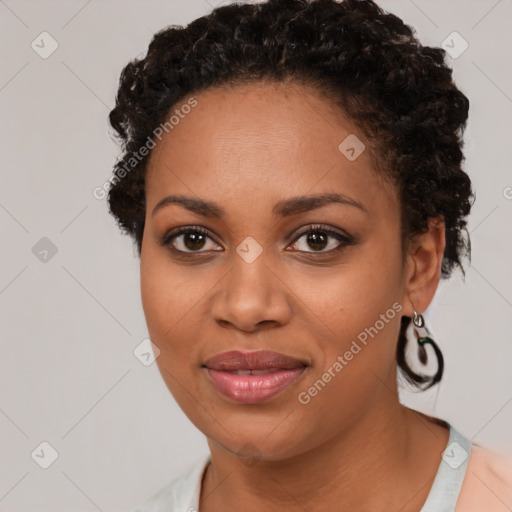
[{"xmin": 1, "ymin": 0, "xmax": 511, "ymax": 510}]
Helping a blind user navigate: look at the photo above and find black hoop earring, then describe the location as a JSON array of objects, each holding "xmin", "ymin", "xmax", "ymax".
[
  {"xmin": 411, "ymin": 311, "xmax": 444, "ymax": 386},
  {"xmin": 412, "ymin": 310, "xmax": 431, "ymax": 364}
]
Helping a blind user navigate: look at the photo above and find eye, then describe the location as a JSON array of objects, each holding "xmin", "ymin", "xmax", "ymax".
[
  {"xmin": 162, "ymin": 226, "xmax": 222, "ymax": 253},
  {"xmin": 161, "ymin": 224, "xmax": 354, "ymax": 256},
  {"xmin": 288, "ymin": 224, "xmax": 354, "ymax": 254}
]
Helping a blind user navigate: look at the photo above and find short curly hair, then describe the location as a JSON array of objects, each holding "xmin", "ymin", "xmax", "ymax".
[{"xmin": 107, "ymin": 0, "xmax": 474, "ymax": 389}]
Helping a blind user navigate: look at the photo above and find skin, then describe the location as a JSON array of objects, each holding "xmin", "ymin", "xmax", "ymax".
[{"xmin": 140, "ymin": 81, "xmax": 449, "ymax": 511}]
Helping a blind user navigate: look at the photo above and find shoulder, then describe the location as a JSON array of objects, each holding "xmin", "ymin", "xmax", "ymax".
[
  {"xmin": 133, "ymin": 454, "xmax": 211, "ymax": 512},
  {"xmin": 456, "ymin": 443, "xmax": 512, "ymax": 512}
]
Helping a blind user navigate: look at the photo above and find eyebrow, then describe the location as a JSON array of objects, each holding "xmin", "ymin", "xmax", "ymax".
[{"xmin": 151, "ymin": 192, "xmax": 368, "ymax": 219}]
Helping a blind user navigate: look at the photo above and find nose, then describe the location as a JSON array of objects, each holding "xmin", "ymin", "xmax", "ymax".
[{"xmin": 211, "ymin": 252, "xmax": 292, "ymax": 333}]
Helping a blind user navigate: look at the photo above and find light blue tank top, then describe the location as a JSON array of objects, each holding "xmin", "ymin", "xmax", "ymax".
[{"xmin": 135, "ymin": 423, "xmax": 471, "ymax": 512}]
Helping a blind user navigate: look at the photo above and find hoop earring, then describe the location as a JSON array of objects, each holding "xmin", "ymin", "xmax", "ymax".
[
  {"xmin": 397, "ymin": 310, "xmax": 444, "ymax": 389},
  {"xmin": 412, "ymin": 310, "xmax": 435, "ymax": 365}
]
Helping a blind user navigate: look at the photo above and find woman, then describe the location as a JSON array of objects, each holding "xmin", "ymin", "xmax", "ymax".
[{"xmin": 107, "ymin": 0, "xmax": 512, "ymax": 510}]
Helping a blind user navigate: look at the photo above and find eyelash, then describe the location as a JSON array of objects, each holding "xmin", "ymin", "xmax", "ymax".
[{"xmin": 161, "ymin": 224, "xmax": 354, "ymax": 258}]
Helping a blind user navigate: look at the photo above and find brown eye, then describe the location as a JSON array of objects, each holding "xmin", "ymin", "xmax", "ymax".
[
  {"xmin": 181, "ymin": 231, "xmax": 207, "ymax": 251},
  {"xmin": 304, "ymin": 231, "xmax": 329, "ymax": 251},
  {"xmin": 163, "ymin": 227, "xmax": 222, "ymax": 253},
  {"xmin": 290, "ymin": 225, "xmax": 353, "ymax": 254}
]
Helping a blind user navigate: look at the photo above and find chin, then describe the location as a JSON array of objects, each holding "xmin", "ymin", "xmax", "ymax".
[{"xmin": 204, "ymin": 418, "xmax": 314, "ymax": 463}]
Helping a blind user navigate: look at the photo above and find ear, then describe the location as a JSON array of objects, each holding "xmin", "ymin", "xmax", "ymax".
[{"xmin": 402, "ymin": 216, "xmax": 446, "ymax": 317}]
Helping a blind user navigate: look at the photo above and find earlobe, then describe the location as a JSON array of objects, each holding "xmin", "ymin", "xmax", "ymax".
[{"xmin": 403, "ymin": 217, "xmax": 446, "ymax": 316}]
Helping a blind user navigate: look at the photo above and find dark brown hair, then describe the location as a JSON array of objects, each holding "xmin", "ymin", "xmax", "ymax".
[{"xmin": 107, "ymin": 0, "xmax": 474, "ymax": 389}]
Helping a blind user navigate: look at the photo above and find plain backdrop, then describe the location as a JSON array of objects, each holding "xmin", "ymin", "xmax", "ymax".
[{"xmin": 1, "ymin": 0, "xmax": 511, "ymax": 510}]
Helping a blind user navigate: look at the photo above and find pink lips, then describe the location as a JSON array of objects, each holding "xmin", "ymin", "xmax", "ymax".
[{"xmin": 203, "ymin": 350, "xmax": 308, "ymax": 404}]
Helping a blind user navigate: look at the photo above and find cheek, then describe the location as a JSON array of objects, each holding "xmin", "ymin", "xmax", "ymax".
[
  {"xmin": 140, "ymin": 244, "xmax": 196, "ymax": 338},
  {"xmin": 140, "ymin": 250, "xmax": 206, "ymax": 417},
  {"xmin": 140, "ymin": 245, "xmax": 195, "ymax": 367},
  {"xmin": 294, "ymin": 247, "xmax": 404, "ymax": 394},
  {"xmin": 139, "ymin": 243, "xmax": 218, "ymax": 382},
  {"xmin": 297, "ymin": 253, "xmax": 402, "ymax": 337}
]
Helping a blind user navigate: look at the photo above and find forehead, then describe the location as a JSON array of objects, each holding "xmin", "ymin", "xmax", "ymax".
[{"xmin": 145, "ymin": 81, "xmax": 396, "ymax": 217}]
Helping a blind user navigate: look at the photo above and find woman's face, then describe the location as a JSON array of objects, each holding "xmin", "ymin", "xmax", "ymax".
[{"xmin": 140, "ymin": 81, "xmax": 414, "ymax": 461}]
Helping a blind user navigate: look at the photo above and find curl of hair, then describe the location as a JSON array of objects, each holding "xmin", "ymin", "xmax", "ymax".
[{"xmin": 107, "ymin": 0, "xmax": 475, "ymax": 389}]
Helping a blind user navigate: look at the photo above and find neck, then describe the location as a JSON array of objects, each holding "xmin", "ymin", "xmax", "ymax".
[{"xmin": 200, "ymin": 391, "xmax": 449, "ymax": 512}]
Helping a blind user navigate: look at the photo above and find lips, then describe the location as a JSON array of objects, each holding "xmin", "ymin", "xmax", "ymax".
[
  {"xmin": 203, "ymin": 350, "xmax": 308, "ymax": 404},
  {"xmin": 203, "ymin": 350, "xmax": 307, "ymax": 371}
]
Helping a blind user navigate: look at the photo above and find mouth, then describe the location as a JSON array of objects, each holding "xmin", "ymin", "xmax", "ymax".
[{"xmin": 202, "ymin": 350, "xmax": 309, "ymax": 404}]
